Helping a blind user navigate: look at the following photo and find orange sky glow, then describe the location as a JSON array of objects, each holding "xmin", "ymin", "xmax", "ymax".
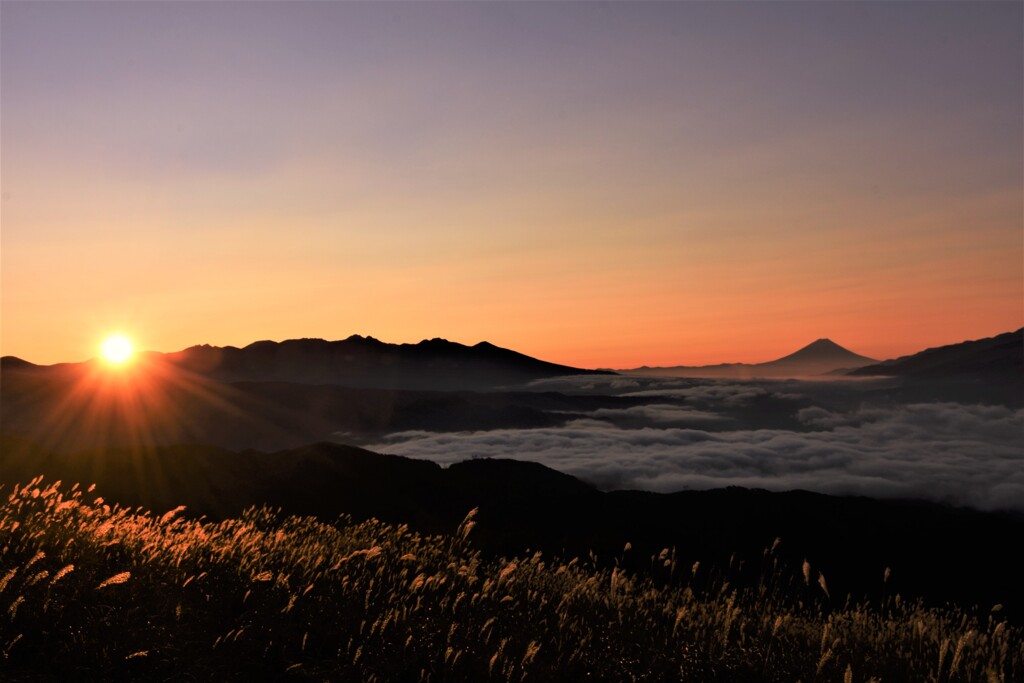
[{"xmin": 2, "ymin": 3, "xmax": 1021, "ymax": 369}]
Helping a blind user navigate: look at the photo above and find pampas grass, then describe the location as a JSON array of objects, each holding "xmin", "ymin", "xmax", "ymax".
[{"xmin": 0, "ymin": 478, "xmax": 1020, "ymax": 681}]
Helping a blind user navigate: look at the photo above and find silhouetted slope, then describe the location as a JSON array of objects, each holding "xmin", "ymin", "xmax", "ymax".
[
  {"xmin": 0, "ymin": 357, "xmax": 641, "ymax": 453},
  {"xmin": 627, "ymin": 338, "xmax": 877, "ymax": 378},
  {"xmin": 849, "ymin": 329, "xmax": 1023, "ymax": 378},
  {"xmin": 165, "ymin": 336, "xmax": 612, "ymax": 390},
  {"xmin": 3, "ymin": 437, "xmax": 1021, "ymax": 621},
  {"xmin": 0, "ymin": 356, "xmax": 40, "ymax": 370}
]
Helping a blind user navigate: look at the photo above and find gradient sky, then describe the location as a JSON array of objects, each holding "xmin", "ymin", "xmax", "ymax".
[{"xmin": 2, "ymin": 1, "xmax": 1021, "ymax": 368}]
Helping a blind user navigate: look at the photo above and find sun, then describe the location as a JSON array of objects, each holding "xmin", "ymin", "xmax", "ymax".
[{"xmin": 100, "ymin": 334, "xmax": 135, "ymax": 366}]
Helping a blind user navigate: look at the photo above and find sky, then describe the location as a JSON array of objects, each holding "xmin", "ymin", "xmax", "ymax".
[{"xmin": 2, "ymin": 1, "xmax": 1021, "ymax": 368}]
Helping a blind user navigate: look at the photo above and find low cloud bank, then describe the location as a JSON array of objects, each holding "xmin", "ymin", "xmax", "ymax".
[
  {"xmin": 589, "ymin": 405, "xmax": 733, "ymax": 429},
  {"xmin": 367, "ymin": 403, "xmax": 1024, "ymax": 512}
]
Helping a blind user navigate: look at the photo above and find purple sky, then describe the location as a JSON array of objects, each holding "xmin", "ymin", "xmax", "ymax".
[{"xmin": 3, "ymin": 2, "xmax": 1021, "ymax": 366}]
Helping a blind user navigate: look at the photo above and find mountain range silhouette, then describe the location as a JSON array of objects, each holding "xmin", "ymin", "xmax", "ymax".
[
  {"xmin": 161, "ymin": 335, "xmax": 612, "ymax": 390},
  {"xmin": 2, "ymin": 330, "xmax": 1018, "ymax": 453},
  {"xmin": 0, "ymin": 337, "xmax": 625, "ymax": 453}
]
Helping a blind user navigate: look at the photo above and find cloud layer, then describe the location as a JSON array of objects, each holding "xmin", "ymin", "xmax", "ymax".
[{"xmin": 366, "ymin": 402, "xmax": 1024, "ymax": 512}]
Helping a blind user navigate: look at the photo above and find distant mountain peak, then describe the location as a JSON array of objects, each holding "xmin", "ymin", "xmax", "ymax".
[
  {"xmin": 772, "ymin": 338, "xmax": 876, "ymax": 365},
  {"xmin": 418, "ymin": 337, "xmax": 456, "ymax": 346},
  {"xmin": 244, "ymin": 339, "xmax": 279, "ymax": 349},
  {"xmin": 625, "ymin": 337, "xmax": 877, "ymax": 378},
  {"xmin": 790, "ymin": 338, "xmax": 850, "ymax": 355}
]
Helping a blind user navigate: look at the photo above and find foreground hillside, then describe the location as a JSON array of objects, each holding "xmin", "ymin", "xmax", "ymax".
[
  {"xmin": 1, "ymin": 479, "xmax": 1020, "ymax": 682},
  {"xmin": 3, "ymin": 438, "xmax": 1022, "ymax": 621}
]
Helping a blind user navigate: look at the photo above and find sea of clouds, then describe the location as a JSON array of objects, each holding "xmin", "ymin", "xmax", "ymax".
[{"xmin": 366, "ymin": 376, "xmax": 1024, "ymax": 512}]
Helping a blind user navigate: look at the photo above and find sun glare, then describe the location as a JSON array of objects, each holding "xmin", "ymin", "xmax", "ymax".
[{"xmin": 100, "ymin": 334, "xmax": 135, "ymax": 366}]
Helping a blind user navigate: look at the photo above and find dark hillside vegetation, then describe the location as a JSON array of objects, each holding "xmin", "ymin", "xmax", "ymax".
[
  {"xmin": 1, "ymin": 479, "xmax": 1020, "ymax": 682},
  {"xmin": 2, "ymin": 437, "xmax": 1021, "ymax": 624}
]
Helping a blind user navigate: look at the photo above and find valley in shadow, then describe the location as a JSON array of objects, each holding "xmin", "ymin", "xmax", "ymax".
[{"xmin": 2, "ymin": 436, "xmax": 1022, "ymax": 625}]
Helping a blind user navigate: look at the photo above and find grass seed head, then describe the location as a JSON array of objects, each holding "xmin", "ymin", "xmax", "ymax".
[{"xmin": 96, "ymin": 572, "xmax": 131, "ymax": 589}]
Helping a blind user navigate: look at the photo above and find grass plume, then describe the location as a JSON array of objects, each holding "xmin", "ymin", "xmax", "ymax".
[{"xmin": 0, "ymin": 478, "xmax": 1020, "ymax": 681}]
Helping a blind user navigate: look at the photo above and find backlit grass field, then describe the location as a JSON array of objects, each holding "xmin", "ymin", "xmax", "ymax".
[{"xmin": 1, "ymin": 478, "xmax": 1020, "ymax": 681}]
